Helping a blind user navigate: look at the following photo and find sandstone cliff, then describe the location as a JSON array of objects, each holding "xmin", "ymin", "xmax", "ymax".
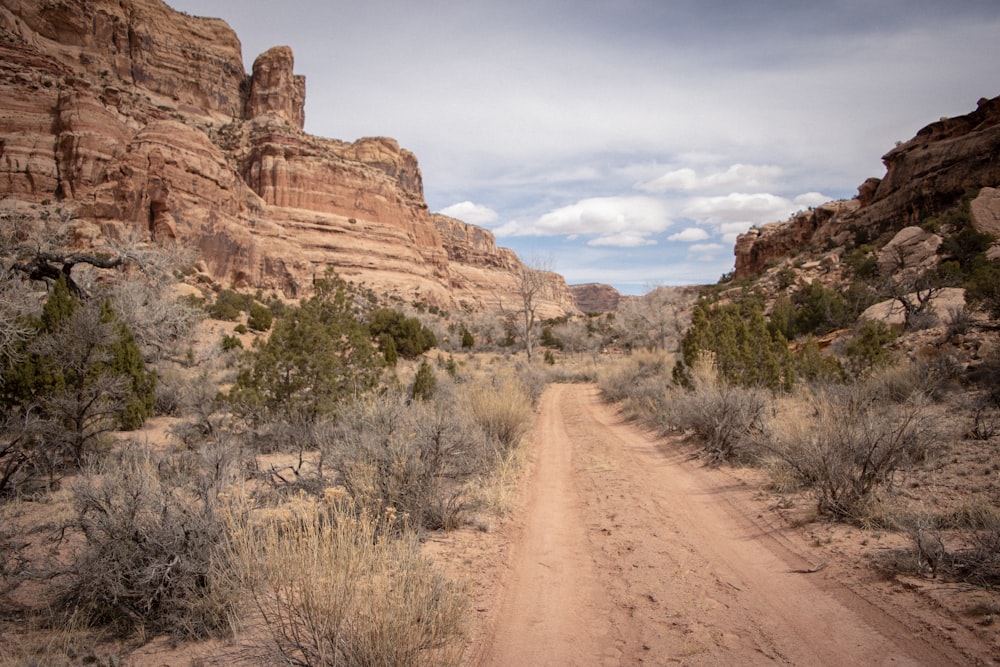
[
  {"xmin": 0, "ymin": 0, "xmax": 576, "ymax": 314},
  {"xmin": 569, "ymin": 283, "xmax": 623, "ymax": 313},
  {"xmin": 734, "ymin": 95, "xmax": 1000, "ymax": 279}
]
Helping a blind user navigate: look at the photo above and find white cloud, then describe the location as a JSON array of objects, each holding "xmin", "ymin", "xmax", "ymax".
[
  {"xmin": 437, "ymin": 201, "xmax": 499, "ymax": 226},
  {"xmin": 794, "ymin": 191, "xmax": 833, "ymax": 208},
  {"xmin": 637, "ymin": 164, "xmax": 784, "ymax": 193},
  {"xmin": 719, "ymin": 221, "xmax": 756, "ymax": 244},
  {"xmin": 638, "ymin": 167, "xmax": 698, "ymax": 192},
  {"xmin": 668, "ymin": 227, "xmax": 711, "ymax": 242},
  {"xmin": 689, "ymin": 243, "xmax": 725, "ymax": 254},
  {"xmin": 495, "ymin": 196, "xmax": 672, "ymax": 247},
  {"xmin": 684, "ymin": 192, "xmax": 802, "ymax": 224},
  {"xmin": 588, "ymin": 232, "xmax": 658, "ymax": 248}
]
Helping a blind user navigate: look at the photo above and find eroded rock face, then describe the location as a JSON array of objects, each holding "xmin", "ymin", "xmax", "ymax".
[
  {"xmin": 733, "ymin": 200, "xmax": 858, "ymax": 278},
  {"xmin": 0, "ymin": 0, "xmax": 576, "ymax": 314},
  {"xmin": 569, "ymin": 283, "xmax": 622, "ymax": 313},
  {"xmin": 876, "ymin": 226, "xmax": 943, "ymax": 277},
  {"xmin": 245, "ymin": 46, "xmax": 305, "ymax": 129},
  {"xmin": 971, "ymin": 187, "xmax": 1000, "ymax": 237},
  {"xmin": 734, "ymin": 95, "xmax": 1000, "ymax": 279}
]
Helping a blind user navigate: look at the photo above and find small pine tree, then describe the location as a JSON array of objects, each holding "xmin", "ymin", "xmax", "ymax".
[
  {"xmin": 461, "ymin": 327, "xmax": 475, "ymax": 349},
  {"xmin": 247, "ymin": 302, "xmax": 274, "ymax": 331},
  {"xmin": 411, "ymin": 360, "xmax": 437, "ymax": 401},
  {"xmin": 100, "ymin": 300, "xmax": 157, "ymax": 430},
  {"xmin": 383, "ymin": 334, "xmax": 398, "ymax": 367},
  {"xmin": 41, "ymin": 274, "xmax": 77, "ymax": 332}
]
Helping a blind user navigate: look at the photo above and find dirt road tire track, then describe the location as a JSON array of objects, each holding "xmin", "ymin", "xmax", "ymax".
[{"xmin": 477, "ymin": 383, "xmax": 975, "ymax": 666}]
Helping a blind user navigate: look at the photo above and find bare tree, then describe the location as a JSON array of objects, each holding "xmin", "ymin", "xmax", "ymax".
[
  {"xmin": 876, "ymin": 241, "xmax": 946, "ymax": 331},
  {"xmin": 0, "ymin": 269, "xmax": 37, "ymax": 374},
  {"xmin": 1, "ymin": 208, "xmax": 191, "ymax": 298},
  {"xmin": 618, "ymin": 285, "xmax": 697, "ymax": 352},
  {"xmin": 103, "ymin": 279, "xmax": 201, "ymax": 361},
  {"xmin": 500, "ymin": 258, "xmax": 552, "ymax": 361}
]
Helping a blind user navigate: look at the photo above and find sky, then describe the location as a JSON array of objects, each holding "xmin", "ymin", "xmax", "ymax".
[{"xmin": 168, "ymin": 0, "xmax": 1000, "ymax": 295}]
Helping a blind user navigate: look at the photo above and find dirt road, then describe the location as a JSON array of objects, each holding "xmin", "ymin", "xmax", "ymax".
[{"xmin": 477, "ymin": 384, "xmax": 976, "ymax": 666}]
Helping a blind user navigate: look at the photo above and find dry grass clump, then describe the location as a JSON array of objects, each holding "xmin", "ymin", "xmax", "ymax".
[
  {"xmin": 221, "ymin": 490, "xmax": 465, "ymax": 666},
  {"xmin": 463, "ymin": 373, "xmax": 534, "ymax": 453},
  {"xmin": 665, "ymin": 354, "xmax": 770, "ymax": 463},
  {"xmin": 596, "ymin": 350, "xmax": 675, "ymax": 428}
]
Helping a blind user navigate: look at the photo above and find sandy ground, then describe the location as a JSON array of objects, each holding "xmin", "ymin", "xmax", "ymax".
[{"xmin": 469, "ymin": 384, "xmax": 998, "ymax": 666}]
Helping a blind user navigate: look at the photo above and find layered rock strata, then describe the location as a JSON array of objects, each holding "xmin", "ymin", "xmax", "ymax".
[
  {"xmin": 734, "ymin": 96, "xmax": 1000, "ymax": 279},
  {"xmin": 0, "ymin": 0, "xmax": 576, "ymax": 313}
]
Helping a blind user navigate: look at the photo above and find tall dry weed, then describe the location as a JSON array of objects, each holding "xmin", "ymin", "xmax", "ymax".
[
  {"xmin": 221, "ymin": 490, "xmax": 465, "ymax": 666},
  {"xmin": 464, "ymin": 374, "xmax": 534, "ymax": 453},
  {"xmin": 667, "ymin": 352, "xmax": 770, "ymax": 463}
]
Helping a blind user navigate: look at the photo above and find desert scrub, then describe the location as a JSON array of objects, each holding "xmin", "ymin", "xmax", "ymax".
[
  {"xmin": 596, "ymin": 350, "xmax": 674, "ymax": 428},
  {"xmin": 60, "ymin": 442, "xmax": 237, "ymax": 638},
  {"xmin": 463, "ymin": 372, "xmax": 534, "ymax": 453},
  {"xmin": 221, "ymin": 490, "xmax": 465, "ymax": 666},
  {"xmin": 759, "ymin": 381, "xmax": 936, "ymax": 523},
  {"xmin": 665, "ymin": 352, "xmax": 770, "ymax": 463},
  {"xmin": 323, "ymin": 388, "xmax": 495, "ymax": 530}
]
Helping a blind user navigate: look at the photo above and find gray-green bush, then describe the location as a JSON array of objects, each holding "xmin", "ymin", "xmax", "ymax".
[
  {"xmin": 760, "ymin": 382, "xmax": 935, "ymax": 522},
  {"xmin": 324, "ymin": 389, "xmax": 495, "ymax": 530}
]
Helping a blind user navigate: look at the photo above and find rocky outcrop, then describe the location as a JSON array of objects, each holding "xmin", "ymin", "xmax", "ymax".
[
  {"xmin": 0, "ymin": 0, "xmax": 576, "ymax": 314},
  {"xmin": 569, "ymin": 283, "xmax": 622, "ymax": 313},
  {"xmin": 876, "ymin": 226, "xmax": 942, "ymax": 277},
  {"xmin": 860, "ymin": 288, "xmax": 966, "ymax": 329},
  {"xmin": 971, "ymin": 187, "xmax": 1000, "ymax": 237},
  {"xmin": 734, "ymin": 95, "xmax": 1000, "ymax": 279},
  {"xmin": 431, "ymin": 214, "xmax": 576, "ymax": 317},
  {"xmin": 734, "ymin": 200, "xmax": 858, "ymax": 279},
  {"xmin": 245, "ymin": 46, "xmax": 305, "ymax": 129}
]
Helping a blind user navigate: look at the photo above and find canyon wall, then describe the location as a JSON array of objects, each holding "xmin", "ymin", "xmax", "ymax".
[
  {"xmin": 0, "ymin": 0, "xmax": 576, "ymax": 314},
  {"xmin": 734, "ymin": 96, "xmax": 1000, "ymax": 279}
]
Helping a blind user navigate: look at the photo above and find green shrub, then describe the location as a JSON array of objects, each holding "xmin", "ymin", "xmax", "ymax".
[
  {"xmin": 844, "ymin": 245, "xmax": 878, "ymax": 279},
  {"xmin": 100, "ymin": 300, "xmax": 156, "ymax": 430},
  {"xmin": 461, "ymin": 327, "xmax": 475, "ymax": 349},
  {"xmin": 368, "ymin": 309, "xmax": 437, "ymax": 359},
  {"xmin": 229, "ymin": 275, "xmax": 380, "ymax": 424},
  {"xmin": 679, "ymin": 295, "xmax": 794, "ymax": 392},
  {"xmin": 382, "ymin": 334, "xmax": 399, "ymax": 367},
  {"xmin": 845, "ymin": 319, "xmax": 897, "ymax": 377},
  {"xmin": 221, "ymin": 334, "xmax": 243, "ymax": 351},
  {"xmin": 964, "ymin": 260, "xmax": 1000, "ymax": 318},
  {"xmin": 1, "ymin": 280, "xmax": 156, "ymax": 467},
  {"xmin": 206, "ymin": 289, "xmax": 251, "ymax": 321},
  {"xmin": 791, "ymin": 279, "xmax": 848, "ymax": 335},
  {"xmin": 247, "ymin": 302, "xmax": 273, "ymax": 332},
  {"xmin": 793, "ymin": 335, "xmax": 846, "ymax": 384},
  {"xmin": 411, "ymin": 360, "xmax": 437, "ymax": 401}
]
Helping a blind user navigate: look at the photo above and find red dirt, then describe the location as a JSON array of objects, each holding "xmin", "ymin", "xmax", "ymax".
[{"xmin": 473, "ymin": 384, "xmax": 997, "ymax": 666}]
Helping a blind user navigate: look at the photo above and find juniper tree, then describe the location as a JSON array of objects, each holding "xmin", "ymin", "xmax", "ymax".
[{"xmin": 229, "ymin": 274, "xmax": 381, "ymax": 424}]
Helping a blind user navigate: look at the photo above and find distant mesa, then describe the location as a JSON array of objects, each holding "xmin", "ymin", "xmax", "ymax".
[{"xmin": 569, "ymin": 283, "xmax": 622, "ymax": 313}]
